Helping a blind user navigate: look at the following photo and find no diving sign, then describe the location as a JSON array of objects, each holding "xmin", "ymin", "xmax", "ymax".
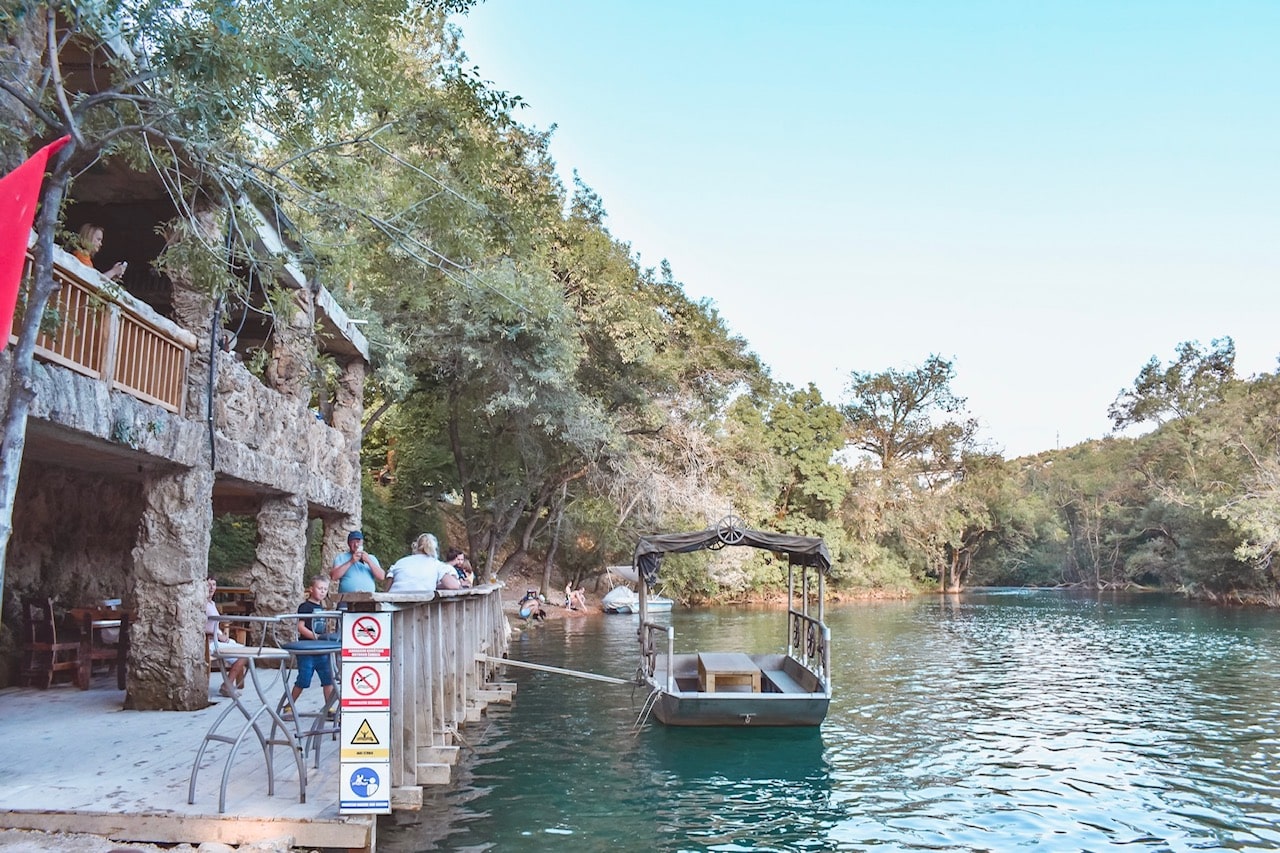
[
  {"xmin": 343, "ymin": 661, "xmax": 390, "ymax": 709},
  {"xmin": 342, "ymin": 612, "xmax": 391, "ymax": 658}
]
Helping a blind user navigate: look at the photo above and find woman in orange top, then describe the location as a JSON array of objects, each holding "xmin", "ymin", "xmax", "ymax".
[{"xmin": 73, "ymin": 223, "xmax": 126, "ymax": 281}]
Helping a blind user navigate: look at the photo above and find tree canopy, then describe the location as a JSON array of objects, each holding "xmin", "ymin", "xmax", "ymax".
[{"xmin": 5, "ymin": 4, "xmax": 1280, "ymax": 605}]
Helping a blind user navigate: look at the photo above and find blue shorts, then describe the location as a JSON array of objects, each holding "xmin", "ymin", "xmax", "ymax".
[{"xmin": 294, "ymin": 651, "xmax": 334, "ymax": 689}]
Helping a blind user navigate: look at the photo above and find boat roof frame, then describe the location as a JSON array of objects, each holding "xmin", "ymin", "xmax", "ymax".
[{"xmin": 634, "ymin": 515, "xmax": 832, "ymax": 587}]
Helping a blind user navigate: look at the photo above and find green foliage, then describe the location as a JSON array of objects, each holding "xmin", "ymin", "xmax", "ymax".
[
  {"xmin": 18, "ymin": 2, "xmax": 1280, "ymax": 605},
  {"xmin": 1109, "ymin": 337, "xmax": 1236, "ymax": 429},
  {"xmin": 208, "ymin": 514, "xmax": 257, "ymax": 577},
  {"xmin": 652, "ymin": 549, "xmax": 718, "ymax": 604},
  {"xmin": 360, "ymin": 472, "xmax": 442, "ymax": 564},
  {"xmin": 842, "ymin": 354, "xmax": 976, "ymax": 473},
  {"xmin": 763, "ymin": 385, "xmax": 848, "ymax": 526}
]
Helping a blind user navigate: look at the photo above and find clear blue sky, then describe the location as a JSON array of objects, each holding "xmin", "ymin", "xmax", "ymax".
[{"xmin": 453, "ymin": 1, "xmax": 1280, "ymax": 458}]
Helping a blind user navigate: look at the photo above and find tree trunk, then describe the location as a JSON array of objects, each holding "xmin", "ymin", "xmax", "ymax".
[
  {"xmin": 0, "ymin": 154, "xmax": 72, "ymax": 608},
  {"xmin": 540, "ymin": 482, "xmax": 568, "ymax": 594}
]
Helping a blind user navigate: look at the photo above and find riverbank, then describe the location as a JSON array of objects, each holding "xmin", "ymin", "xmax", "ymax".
[{"xmin": 499, "ymin": 570, "xmax": 603, "ymax": 622}]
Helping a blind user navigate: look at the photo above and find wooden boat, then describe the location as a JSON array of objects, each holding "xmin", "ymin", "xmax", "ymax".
[{"xmin": 633, "ymin": 516, "xmax": 832, "ymax": 727}]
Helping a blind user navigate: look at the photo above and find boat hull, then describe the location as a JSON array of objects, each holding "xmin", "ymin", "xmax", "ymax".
[
  {"xmin": 650, "ymin": 690, "xmax": 829, "ymax": 726},
  {"xmin": 645, "ymin": 652, "xmax": 830, "ymax": 727},
  {"xmin": 604, "ymin": 597, "xmax": 673, "ymax": 614}
]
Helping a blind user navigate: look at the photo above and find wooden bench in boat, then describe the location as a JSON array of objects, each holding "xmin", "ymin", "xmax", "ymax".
[{"xmin": 762, "ymin": 669, "xmax": 807, "ymax": 694}]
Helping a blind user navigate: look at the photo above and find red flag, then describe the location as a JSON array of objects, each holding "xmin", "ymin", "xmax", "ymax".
[{"xmin": 0, "ymin": 135, "xmax": 71, "ymax": 345}]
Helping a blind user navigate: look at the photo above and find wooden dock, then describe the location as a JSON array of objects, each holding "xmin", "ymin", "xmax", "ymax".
[{"xmin": 0, "ymin": 584, "xmax": 513, "ymax": 851}]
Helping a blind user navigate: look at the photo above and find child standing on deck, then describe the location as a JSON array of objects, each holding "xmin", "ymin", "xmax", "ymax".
[{"xmin": 290, "ymin": 575, "xmax": 337, "ymax": 713}]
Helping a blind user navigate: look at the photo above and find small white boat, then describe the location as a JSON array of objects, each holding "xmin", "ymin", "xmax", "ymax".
[{"xmin": 602, "ymin": 585, "xmax": 673, "ymax": 614}]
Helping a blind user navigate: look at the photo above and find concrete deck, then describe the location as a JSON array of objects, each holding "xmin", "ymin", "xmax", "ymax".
[{"xmin": 0, "ymin": 674, "xmax": 374, "ymax": 851}]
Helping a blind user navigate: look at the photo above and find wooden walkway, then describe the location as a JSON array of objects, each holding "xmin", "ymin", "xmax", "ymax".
[
  {"xmin": 0, "ymin": 675, "xmax": 373, "ymax": 850},
  {"xmin": 0, "ymin": 585, "xmax": 514, "ymax": 851}
]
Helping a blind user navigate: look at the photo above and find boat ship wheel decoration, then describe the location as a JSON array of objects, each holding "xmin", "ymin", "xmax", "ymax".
[
  {"xmin": 716, "ymin": 514, "xmax": 746, "ymax": 546},
  {"xmin": 807, "ymin": 622, "xmax": 822, "ymax": 659}
]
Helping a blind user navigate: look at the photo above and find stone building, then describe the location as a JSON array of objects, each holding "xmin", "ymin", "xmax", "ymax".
[{"xmin": 0, "ymin": 161, "xmax": 369, "ymax": 712}]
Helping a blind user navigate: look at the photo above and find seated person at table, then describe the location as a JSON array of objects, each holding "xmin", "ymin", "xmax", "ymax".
[
  {"xmin": 386, "ymin": 533, "xmax": 466, "ymax": 592},
  {"xmin": 205, "ymin": 577, "xmax": 248, "ymax": 697},
  {"xmin": 290, "ymin": 575, "xmax": 338, "ymax": 712}
]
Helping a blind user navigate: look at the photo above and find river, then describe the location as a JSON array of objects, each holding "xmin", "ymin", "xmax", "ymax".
[{"xmin": 379, "ymin": 589, "xmax": 1280, "ymax": 851}]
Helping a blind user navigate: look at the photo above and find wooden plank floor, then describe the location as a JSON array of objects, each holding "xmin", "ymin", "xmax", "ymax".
[{"xmin": 0, "ymin": 675, "xmax": 374, "ymax": 851}]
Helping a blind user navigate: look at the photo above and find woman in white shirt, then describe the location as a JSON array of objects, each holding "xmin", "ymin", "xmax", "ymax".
[{"xmin": 386, "ymin": 533, "xmax": 464, "ymax": 592}]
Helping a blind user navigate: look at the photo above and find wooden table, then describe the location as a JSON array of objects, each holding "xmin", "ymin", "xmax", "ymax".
[
  {"xmin": 69, "ymin": 606, "xmax": 130, "ymax": 690},
  {"xmin": 697, "ymin": 652, "xmax": 761, "ymax": 693},
  {"xmin": 214, "ymin": 587, "xmax": 255, "ymax": 616}
]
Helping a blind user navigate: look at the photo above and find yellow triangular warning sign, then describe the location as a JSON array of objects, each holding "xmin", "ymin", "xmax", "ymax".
[{"xmin": 351, "ymin": 719, "xmax": 380, "ymax": 745}]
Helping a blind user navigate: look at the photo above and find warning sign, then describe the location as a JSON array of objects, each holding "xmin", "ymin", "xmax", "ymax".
[
  {"xmin": 342, "ymin": 660, "xmax": 390, "ymax": 709},
  {"xmin": 341, "ymin": 713, "xmax": 390, "ymax": 761},
  {"xmin": 339, "ymin": 610, "xmax": 391, "ymax": 816},
  {"xmin": 342, "ymin": 613, "xmax": 391, "ymax": 659}
]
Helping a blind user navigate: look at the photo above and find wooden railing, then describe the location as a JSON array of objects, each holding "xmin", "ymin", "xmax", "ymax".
[{"xmin": 13, "ymin": 248, "xmax": 197, "ymax": 414}]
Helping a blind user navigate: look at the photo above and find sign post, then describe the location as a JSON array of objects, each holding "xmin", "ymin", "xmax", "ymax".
[{"xmin": 340, "ymin": 611, "xmax": 392, "ymax": 814}]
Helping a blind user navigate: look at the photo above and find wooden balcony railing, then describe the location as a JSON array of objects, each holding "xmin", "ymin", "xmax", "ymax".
[{"xmin": 12, "ymin": 247, "xmax": 197, "ymax": 415}]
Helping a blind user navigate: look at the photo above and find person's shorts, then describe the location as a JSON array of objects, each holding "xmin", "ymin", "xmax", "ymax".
[
  {"xmin": 519, "ymin": 606, "xmax": 533, "ymax": 619},
  {"xmin": 294, "ymin": 651, "xmax": 334, "ymax": 689}
]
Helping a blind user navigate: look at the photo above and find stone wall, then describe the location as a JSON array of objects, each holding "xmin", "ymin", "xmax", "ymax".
[
  {"xmin": 1, "ymin": 332, "xmax": 363, "ymax": 707},
  {"xmin": 5, "ymin": 466, "xmax": 141, "ymax": 612},
  {"xmin": 213, "ymin": 353, "xmax": 359, "ymax": 509}
]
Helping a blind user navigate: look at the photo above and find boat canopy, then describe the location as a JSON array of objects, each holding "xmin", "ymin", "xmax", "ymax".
[{"xmin": 634, "ymin": 519, "xmax": 832, "ymax": 586}]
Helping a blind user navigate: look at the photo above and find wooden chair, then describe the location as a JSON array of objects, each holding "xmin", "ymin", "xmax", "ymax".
[{"xmin": 20, "ymin": 597, "xmax": 79, "ymax": 689}]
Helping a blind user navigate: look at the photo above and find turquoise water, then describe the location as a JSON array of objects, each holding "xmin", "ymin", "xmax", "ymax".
[{"xmin": 380, "ymin": 590, "xmax": 1280, "ymax": 851}]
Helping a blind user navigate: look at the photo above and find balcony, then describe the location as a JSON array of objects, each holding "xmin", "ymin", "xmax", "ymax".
[{"xmin": 13, "ymin": 244, "xmax": 197, "ymax": 415}]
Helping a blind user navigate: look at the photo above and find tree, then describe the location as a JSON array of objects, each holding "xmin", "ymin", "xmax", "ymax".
[
  {"xmin": 0, "ymin": 0, "xmax": 481, "ymax": 590},
  {"xmin": 841, "ymin": 354, "xmax": 976, "ymax": 474},
  {"xmin": 761, "ymin": 385, "xmax": 847, "ymax": 532},
  {"xmin": 1109, "ymin": 337, "xmax": 1236, "ymax": 430}
]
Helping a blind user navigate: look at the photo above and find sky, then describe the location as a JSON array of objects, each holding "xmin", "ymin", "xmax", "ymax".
[{"xmin": 452, "ymin": 1, "xmax": 1280, "ymax": 458}]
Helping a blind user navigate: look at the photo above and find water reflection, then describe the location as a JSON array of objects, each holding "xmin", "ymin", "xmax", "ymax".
[{"xmin": 382, "ymin": 591, "xmax": 1280, "ymax": 851}]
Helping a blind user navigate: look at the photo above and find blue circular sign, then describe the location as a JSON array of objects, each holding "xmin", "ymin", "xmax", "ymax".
[{"xmin": 349, "ymin": 767, "xmax": 381, "ymax": 798}]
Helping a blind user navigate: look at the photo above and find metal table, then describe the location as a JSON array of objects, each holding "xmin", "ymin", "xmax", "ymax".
[{"xmin": 188, "ymin": 615, "xmax": 305, "ymax": 813}]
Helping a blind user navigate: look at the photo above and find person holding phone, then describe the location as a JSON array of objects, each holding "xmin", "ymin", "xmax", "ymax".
[
  {"xmin": 330, "ymin": 530, "xmax": 385, "ymax": 593},
  {"xmin": 71, "ymin": 223, "xmax": 127, "ymax": 281}
]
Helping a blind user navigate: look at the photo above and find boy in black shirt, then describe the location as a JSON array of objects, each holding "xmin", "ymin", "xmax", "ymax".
[{"xmin": 290, "ymin": 575, "xmax": 337, "ymax": 711}]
